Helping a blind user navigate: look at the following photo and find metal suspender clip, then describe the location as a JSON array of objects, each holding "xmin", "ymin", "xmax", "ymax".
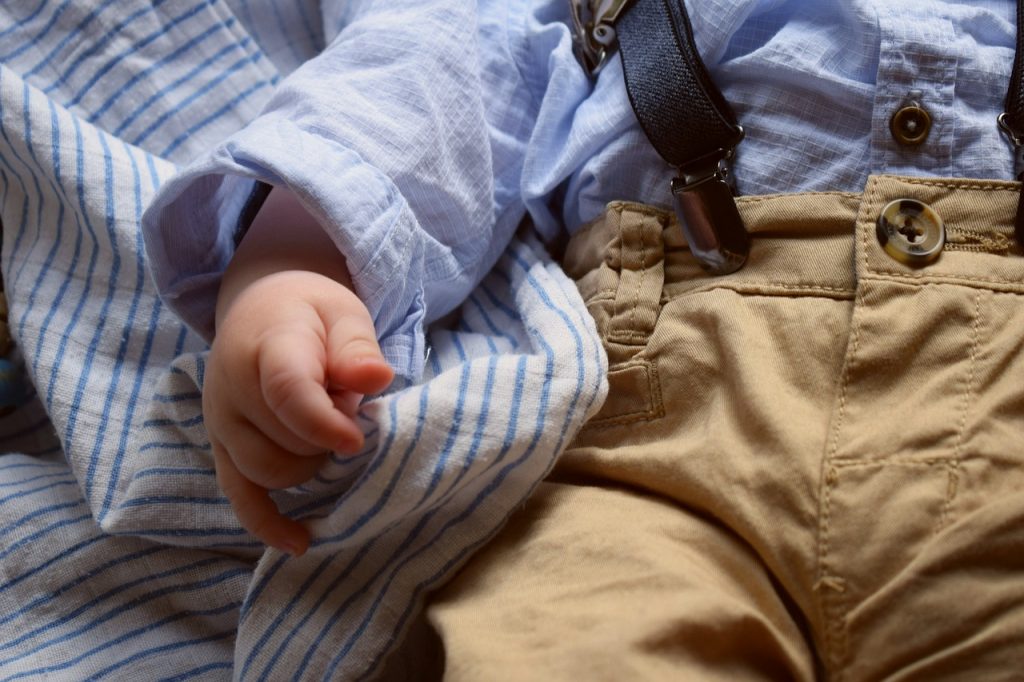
[
  {"xmin": 570, "ymin": 0, "xmax": 634, "ymax": 75},
  {"xmin": 998, "ymin": 112, "xmax": 1024, "ymax": 149},
  {"xmin": 671, "ymin": 130, "xmax": 749, "ymax": 274},
  {"xmin": 998, "ymin": 112, "xmax": 1024, "ymax": 250}
]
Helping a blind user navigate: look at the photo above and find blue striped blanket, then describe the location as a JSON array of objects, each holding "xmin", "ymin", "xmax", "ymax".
[{"xmin": 0, "ymin": 2, "xmax": 606, "ymax": 679}]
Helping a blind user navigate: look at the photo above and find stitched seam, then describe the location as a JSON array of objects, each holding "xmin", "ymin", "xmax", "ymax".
[
  {"xmin": 831, "ymin": 457, "xmax": 958, "ymax": 469},
  {"xmin": 944, "ymin": 243, "xmax": 1000, "ymax": 253},
  {"xmin": 604, "ymin": 201, "xmax": 671, "ymax": 220},
  {"xmin": 605, "ymin": 212, "xmax": 627, "ymax": 344},
  {"xmin": 587, "ymin": 362, "xmax": 664, "ymax": 427},
  {"xmin": 938, "ymin": 291, "xmax": 982, "ymax": 533},
  {"xmin": 817, "ymin": 464, "xmax": 844, "ymax": 681},
  {"xmin": 939, "ymin": 463, "xmax": 960, "ymax": 535},
  {"xmin": 736, "ymin": 191, "xmax": 862, "ymax": 205},
  {"xmin": 664, "ymin": 283, "xmax": 855, "ymax": 301},
  {"xmin": 587, "ymin": 413, "xmax": 659, "ymax": 428},
  {"xmin": 817, "ymin": 176, "xmax": 880, "ymax": 678},
  {"xmin": 667, "ymin": 282, "xmax": 855, "ymax": 295},
  {"xmin": 589, "ymin": 283, "xmax": 855, "ymax": 303},
  {"xmin": 894, "ymin": 178, "xmax": 1019, "ymax": 192},
  {"xmin": 950, "ymin": 226, "xmax": 1007, "ymax": 237},
  {"xmin": 628, "ymin": 224, "xmax": 646, "ymax": 333},
  {"xmin": 757, "ymin": 282, "xmax": 852, "ymax": 293},
  {"xmin": 945, "ymin": 227, "xmax": 1014, "ymax": 249},
  {"xmin": 591, "ymin": 283, "xmax": 855, "ymax": 308},
  {"xmin": 863, "ymin": 270, "xmax": 1024, "ymax": 287},
  {"xmin": 609, "ymin": 331, "xmax": 652, "ymax": 344},
  {"xmin": 606, "ymin": 191, "xmax": 861, "ymax": 220},
  {"xmin": 860, "ymin": 177, "xmax": 877, "ymax": 276}
]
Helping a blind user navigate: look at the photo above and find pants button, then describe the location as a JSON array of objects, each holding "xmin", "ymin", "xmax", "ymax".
[{"xmin": 876, "ymin": 198, "xmax": 945, "ymax": 266}]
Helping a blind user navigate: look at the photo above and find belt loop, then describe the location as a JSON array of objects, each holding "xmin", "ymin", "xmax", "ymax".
[{"xmin": 607, "ymin": 207, "xmax": 666, "ymax": 348}]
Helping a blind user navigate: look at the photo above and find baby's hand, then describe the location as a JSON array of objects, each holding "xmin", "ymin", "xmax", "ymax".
[{"xmin": 204, "ymin": 269, "xmax": 393, "ymax": 556}]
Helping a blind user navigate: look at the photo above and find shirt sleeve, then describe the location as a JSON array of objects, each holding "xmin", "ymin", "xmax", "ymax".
[{"xmin": 141, "ymin": 0, "xmax": 549, "ymax": 381}]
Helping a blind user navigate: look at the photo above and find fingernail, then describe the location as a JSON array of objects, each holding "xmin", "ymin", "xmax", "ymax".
[
  {"xmin": 336, "ymin": 435, "xmax": 363, "ymax": 453},
  {"xmin": 280, "ymin": 541, "xmax": 304, "ymax": 557}
]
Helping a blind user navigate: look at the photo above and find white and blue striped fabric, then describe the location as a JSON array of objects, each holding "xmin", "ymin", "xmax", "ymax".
[{"xmin": 0, "ymin": 1, "xmax": 607, "ymax": 679}]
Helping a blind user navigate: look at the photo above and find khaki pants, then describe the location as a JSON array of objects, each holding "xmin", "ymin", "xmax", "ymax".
[{"xmin": 422, "ymin": 176, "xmax": 1024, "ymax": 680}]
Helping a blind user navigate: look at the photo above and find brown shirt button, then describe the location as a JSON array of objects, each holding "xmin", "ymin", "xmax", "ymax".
[{"xmin": 890, "ymin": 103, "xmax": 932, "ymax": 146}]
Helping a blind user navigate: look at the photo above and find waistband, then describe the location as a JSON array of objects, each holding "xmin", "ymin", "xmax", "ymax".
[{"xmin": 564, "ymin": 175, "xmax": 1024, "ymax": 300}]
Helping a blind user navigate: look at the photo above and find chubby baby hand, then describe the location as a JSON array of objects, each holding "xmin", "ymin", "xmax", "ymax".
[{"xmin": 204, "ymin": 269, "xmax": 393, "ymax": 556}]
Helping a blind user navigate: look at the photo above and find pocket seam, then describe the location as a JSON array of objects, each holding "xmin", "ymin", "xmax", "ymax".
[{"xmin": 587, "ymin": 360, "xmax": 664, "ymax": 428}]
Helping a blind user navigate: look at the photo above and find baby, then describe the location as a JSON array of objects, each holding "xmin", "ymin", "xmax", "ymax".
[{"xmin": 149, "ymin": 0, "xmax": 1024, "ymax": 675}]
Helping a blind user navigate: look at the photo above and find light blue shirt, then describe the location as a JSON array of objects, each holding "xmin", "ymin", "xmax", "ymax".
[{"xmin": 143, "ymin": 0, "xmax": 1019, "ymax": 380}]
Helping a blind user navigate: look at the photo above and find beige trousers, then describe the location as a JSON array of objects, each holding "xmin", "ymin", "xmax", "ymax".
[{"xmin": 422, "ymin": 176, "xmax": 1024, "ymax": 681}]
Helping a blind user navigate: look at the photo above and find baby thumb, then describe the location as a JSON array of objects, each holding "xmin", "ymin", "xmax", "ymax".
[{"xmin": 325, "ymin": 313, "xmax": 394, "ymax": 396}]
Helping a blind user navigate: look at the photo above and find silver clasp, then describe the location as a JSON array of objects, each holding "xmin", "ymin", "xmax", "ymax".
[
  {"xmin": 670, "ymin": 134, "xmax": 749, "ymax": 274},
  {"xmin": 999, "ymin": 112, "xmax": 1024, "ymax": 147},
  {"xmin": 998, "ymin": 112, "xmax": 1024, "ymax": 176},
  {"xmin": 997, "ymin": 113, "xmax": 1024, "ymax": 250},
  {"xmin": 570, "ymin": 0, "xmax": 634, "ymax": 75}
]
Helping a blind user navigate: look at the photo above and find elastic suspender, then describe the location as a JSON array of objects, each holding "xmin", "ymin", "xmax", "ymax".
[
  {"xmin": 616, "ymin": 0, "xmax": 749, "ymax": 273},
  {"xmin": 999, "ymin": 0, "xmax": 1024, "ymax": 248},
  {"xmin": 582, "ymin": 0, "xmax": 1024, "ymax": 272}
]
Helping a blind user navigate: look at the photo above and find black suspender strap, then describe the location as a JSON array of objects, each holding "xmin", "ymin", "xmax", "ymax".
[
  {"xmin": 1000, "ymin": 0, "xmax": 1024, "ymax": 249},
  {"xmin": 616, "ymin": 0, "xmax": 749, "ymax": 273},
  {"xmin": 616, "ymin": 0, "xmax": 742, "ymax": 167}
]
